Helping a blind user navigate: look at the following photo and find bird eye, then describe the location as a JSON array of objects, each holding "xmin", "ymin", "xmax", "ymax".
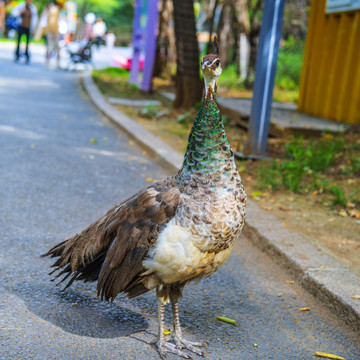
[{"xmin": 215, "ymin": 60, "xmax": 220, "ymax": 67}]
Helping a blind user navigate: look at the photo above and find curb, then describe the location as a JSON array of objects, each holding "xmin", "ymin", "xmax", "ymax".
[{"xmin": 81, "ymin": 71, "xmax": 360, "ymax": 332}]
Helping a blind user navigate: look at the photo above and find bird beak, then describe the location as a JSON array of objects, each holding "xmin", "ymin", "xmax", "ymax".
[{"xmin": 201, "ymin": 60, "xmax": 211, "ymax": 71}]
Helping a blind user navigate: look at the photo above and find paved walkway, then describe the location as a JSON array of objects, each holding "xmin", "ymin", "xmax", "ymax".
[{"xmin": 0, "ymin": 42, "xmax": 359, "ymax": 360}]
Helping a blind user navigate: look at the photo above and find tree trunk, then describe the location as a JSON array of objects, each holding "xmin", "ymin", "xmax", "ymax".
[
  {"xmin": 217, "ymin": 2, "xmax": 234, "ymax": 69},
  {"xmin": 205, "ymin": 0, "xmax": 219, "ymax": 55},
  {"xmin": 172, "ymin": 0, "xmax": 202, "ymax": 109},
  {"xmin": 154, "ymin": 0, "xmax": 175, "ymax": 78},
  {"xmin": 245, "ymin": 0, "xmax": 263, "ymax": 87},
  {"xmin": 234, "ymin": 0, "xmax": 250, "ymax": 76}
]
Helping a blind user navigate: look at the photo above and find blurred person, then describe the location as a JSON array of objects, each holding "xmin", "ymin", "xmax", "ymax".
[
  {"xmin": 105, "ymin": 30, "xmax": 116, "ymax": 49},
  {"xmin": 0, "ymin": 0, "xmax": 5, "ymax": 38},
  {"xmin": 11, "ymin": 0, "xmax": 38, "ymax": 63},
  {"xmin": 58, "ymin": 16, "xmax": 67, "ymax": 44},
  {"xmin": 45, "ymin": 0, "xmax": 64, "ymax": 68},
  {"xmin": 83, "ymin": 12, "xmax": 95, "ymax": 41},
  {"xmin": 92, "ymin": 17, "xmax": 106, "ymax": 49},
  {"xmin": 34, "ymin": 3, "xmax": 50, "ymax": 41}
]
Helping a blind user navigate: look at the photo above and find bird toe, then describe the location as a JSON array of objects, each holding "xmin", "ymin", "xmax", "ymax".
[
  {"xmin": 157, "ymin": 340, "xmax": 193, "ymax": 359},
  {"xmin": 173, "ymin": 336, "xmax": 206, "ymax": 356}
]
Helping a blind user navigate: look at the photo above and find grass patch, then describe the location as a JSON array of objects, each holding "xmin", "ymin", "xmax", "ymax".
[
  {"xmin": 0, "ymin": 37, "xmax": 46, "ymax": 45},
  {"xmin": 256, "ymin": 134, "xmax": 360, "ymax": 210}
]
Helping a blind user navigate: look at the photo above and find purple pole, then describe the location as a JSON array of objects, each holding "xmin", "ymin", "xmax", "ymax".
[
  {"xmin": 129, "ymin": 0, "xmax": 143, "ymax": 84},
  {"xmin": 140, "ymin": 0, "xmax": 159, "ymax": 91}
]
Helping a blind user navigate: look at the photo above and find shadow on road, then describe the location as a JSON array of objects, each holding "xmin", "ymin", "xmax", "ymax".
[{"xmin": 10, "ymin": 281, "xmax": 149, "ymax": 338}]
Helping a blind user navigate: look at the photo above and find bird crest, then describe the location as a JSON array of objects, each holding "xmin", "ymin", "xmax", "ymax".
[{"xmin": 213, "ymin": 35, "xmax": 219, "ymax": 55}]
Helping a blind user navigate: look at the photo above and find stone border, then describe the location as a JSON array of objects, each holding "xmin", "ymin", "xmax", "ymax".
[{"xmin": 81, "ymin": 71, "xmax": 360, "ymax": 332}]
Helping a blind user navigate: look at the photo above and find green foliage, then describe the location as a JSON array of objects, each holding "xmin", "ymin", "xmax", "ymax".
[
  {"xmin": 140, "ymin": 106, "xmax": 160, "ymax": 118},
  {"xmin": 330, "ymin": 186, "xmax": 347, "ymax": 207},
  {"xmin": 76, "ymin": 0, "xmax": 133, "ymax": 44},
  {"xmin": 93, "ymin": 67, "xmax": 128, "ymax": 79},
  {"xmin": 284, "ymin": 135, "xmax": 345, "ymax": 172},
  {"xmin": 220, "ymin": 64, "xmax": 246, "ymax": 89},
  {"xmin": 219, "ymin": 37, "xmax": 305, "ymax": 104},
  {"xmin": 177, "ymin": 112, "xmax": 192, "ymax": 125},
  {"xmin": 275, "ymin": 37, "xmax": 305, "ymax": 92},
  {"xmin": 257, "ymin": 135, "xmax": 353, "ymax": 205}
]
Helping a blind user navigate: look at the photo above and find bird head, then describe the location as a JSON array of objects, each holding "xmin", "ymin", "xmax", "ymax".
[
  {"xmin": 201, "ymin": 55, "xmax": 222, "ymax": 79},
  {"xmin": 201, "ymin": 36, "xmax": 221, "ymax": 96}
]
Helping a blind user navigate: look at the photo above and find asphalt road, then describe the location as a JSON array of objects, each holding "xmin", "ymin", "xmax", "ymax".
[{"xmin": 0, "ymin": 43, "xmax": 359, "ymax": 360}]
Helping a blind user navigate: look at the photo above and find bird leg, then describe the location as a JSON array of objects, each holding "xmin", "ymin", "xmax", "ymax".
[
  {"xmin": 156, "ymin": 288, "xmax": 199, "ymax": 359},
  {"xmin": 170, "ymin": 293, "xmax": 205, "ymax": 357}
]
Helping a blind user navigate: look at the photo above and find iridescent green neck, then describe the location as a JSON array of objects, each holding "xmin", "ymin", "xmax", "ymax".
[{"xmin": 176, "ymin": 87, "xmax": 234, "ymax": 187}]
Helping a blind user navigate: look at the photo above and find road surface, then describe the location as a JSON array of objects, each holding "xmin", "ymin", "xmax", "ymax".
[{"xmin": 0, "ymin": 42, "xmax": 359, "ymax": 360}]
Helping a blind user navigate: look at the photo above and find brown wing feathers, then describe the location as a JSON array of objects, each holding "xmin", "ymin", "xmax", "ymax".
[
  {"xmin": 97, "ymin": 178, "xmax": 181, "ymax": 301},
  {"xmin": 43, "ymin": 177, "xmax": 181, "ymax": 301}
]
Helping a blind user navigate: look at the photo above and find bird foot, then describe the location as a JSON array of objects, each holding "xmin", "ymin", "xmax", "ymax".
[
  {"xmin": 157, "ymin": 337, "xmax": 205, "ymax": 359},
  {"xmin": 173, "ymin": 335, "xmax": 206, "ymax": 357}
]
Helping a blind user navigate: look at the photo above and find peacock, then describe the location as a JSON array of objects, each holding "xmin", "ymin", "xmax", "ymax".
[{"xmin": 42, "ymin": 39, "xmax": 246, "ymax": 359}]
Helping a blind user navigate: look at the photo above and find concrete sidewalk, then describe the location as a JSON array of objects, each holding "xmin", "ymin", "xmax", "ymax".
[{"xmin": 82, "ymin": 72, "xmax": 360, "ymax": 333}]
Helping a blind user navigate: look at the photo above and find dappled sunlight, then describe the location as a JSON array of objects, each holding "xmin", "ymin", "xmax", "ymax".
[
  {"xmin": 0, "ymin": 77, "xmax": 60, "ymax": 89},
  {"xmin": 0, "ymin": 125, "xmax": 46, "ymax": 140},
  {"xmin": 75, "ymin": 146, "xmax": 151, "ymax": 164}
]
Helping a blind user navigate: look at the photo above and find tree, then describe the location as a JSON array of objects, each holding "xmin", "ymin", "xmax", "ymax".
[
  {"xmin": 154, "ymin": 0, "xmax": 176, "ymax": 78},
  {"xmin": 172, "ymin": 0, "xmax": 202, "ymax": 109}
]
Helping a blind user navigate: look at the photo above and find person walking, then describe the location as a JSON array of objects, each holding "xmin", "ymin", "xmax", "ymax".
[
  {"xmin": 12, "ymin": 0, "xmax": 38, "ymax": 63},
  {"xmin": 45, "ymin": 0, "xmax": 64, "ymax": 68},
  {"xmin": 92, "ymin": 17, "xmax": 106, "ymax": 49}
]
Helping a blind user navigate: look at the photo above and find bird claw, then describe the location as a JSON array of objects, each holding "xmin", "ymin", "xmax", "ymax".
[
  {"xmin": 157, "ymin": 340, "xmax": 193, "ymax": 359},
  {"xmin": 173, "ymin": 335, "xmax": 206, "ymax": 356}
]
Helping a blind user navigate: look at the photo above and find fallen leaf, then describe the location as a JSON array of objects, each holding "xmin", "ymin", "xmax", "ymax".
[
  {"xmin": 351, "ymin": 295, "xmax": 360, "ymax": 299},
  {"xmin": 253, "ymin": 343, "xmax": 258, "ymax": 347},
  {"xmin": 282, "ymin": 221, "xmax": 287, "ymax": 227},
  {"xmin": 164, "ymin": 329, "xmax": 171, "ymax": 335},
  {"xmin": 277, "ymin": 293, "xmax": 282, "ymax": 297},
  {"xmin": 250, "ymin": 191, "xmax": 262, "ymax": 198},
  {"xmin": 278, "ymin": 205, "xmax": 293, "ymax": 211},
  {"xmin": 129, "ymin": 140, "xmax": 135, "ymax": 145},
  {"xmin": 72, "ymin": 302, "xmax": 78, "ymax": 306},
  {"xmin": 285, "ymin": 281, "xmax": 294, "ymax": 285},
  {"xmin": 145, "ymin": 177, "xmax": 153, "ymax": 182},
  {"xmin": 102, "ymin": 136, "xmax": 109, "ymax": 141},
  {"xmin": 300, "ymin": 307, "xmax": 311, "ymax": 311},
  {"xmin": 338, "ymin": 210, "xmax": 348, "ymax": 217},
  {"xmin": 349, "ymin": 209, "xmax": 360, "ymax": 219},
  {"xmin": 311, "ymin": 351, "xmax": 345, "ymax": 360},
  {"xmin": 346, "ymin": 201, "xmax": 355, "ymax": 208},
  {"xmin": 89, "ymin": 138, "xmax": 97, "ymax": 144},
  {"xmin": 142, "ymin": 150, "xmax": 147, "ymax": 156},
  {"xmin": 215, "ymin": 316, "xmax": 237, "ymax": 325},
  {"xmin": 261, "ymin": 205, "xmax": 272, "ymax": 211}
]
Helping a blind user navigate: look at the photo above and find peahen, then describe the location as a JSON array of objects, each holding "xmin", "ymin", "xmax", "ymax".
[{"xmin": 43, "ymin": 39, "xmax": 246, "ymax": 359}]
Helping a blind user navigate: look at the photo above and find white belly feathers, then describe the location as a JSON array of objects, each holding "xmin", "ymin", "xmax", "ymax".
[{"xmin": 142, "ymin": 218, "xmax": 232, "ymax": 286}]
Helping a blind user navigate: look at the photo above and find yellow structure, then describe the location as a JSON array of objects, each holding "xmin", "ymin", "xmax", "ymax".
[{"xmin": 298, "ymin": 0, "xmax": 360, "ymax": 124}]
